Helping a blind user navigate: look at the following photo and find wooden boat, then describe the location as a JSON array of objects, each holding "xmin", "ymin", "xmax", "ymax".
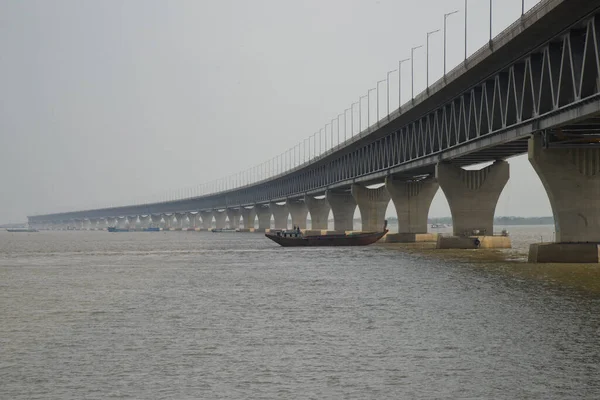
[
  {"xmin": 265, "ymin": 222, "xmax": 388, "ymax": 247},
  {"xmin": 211, "ymin": 228, "xmax": 239, "ymax": 233},
  {"xmin": 6, "ymin": 228, "xmax": 38, "ymax": 232}
]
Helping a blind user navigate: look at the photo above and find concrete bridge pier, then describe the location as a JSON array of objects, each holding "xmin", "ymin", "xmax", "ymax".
[
  {"xmin": 528, "ymin": 135, "xmax": 600, "ymax": 262},
  {"xmin": 150, "ymin": 214, "xmax": 162, "ymax": 229},
  {"xmin": 287, "ymin": 199, "xmax": 308, "ymax": 229},
  {"xmin": 226, "ymin": 208, "xmax": 241, "ymax": 230},
  {"xmin": 326, "ymin": 190, "xmax": 356, "ymax": 233},
  {"xmin": 254, "ymin": 205, "xmax": 271, "ymax": 232},
  {"xmin": 187, "ymin": 212, "xmax": 199, "ymax": 229},
  {"xmin": 127, "ymin": 216, "xmax": 138, "ymax": 229},
  {"xmin": 117, "ymin": 217, "xmax": 128, "ymax": 229},
  {"xmin": 139, "ymin": 215, "xmax": 151, "ymax": 229},
  {"xmin": 200, "ymin": 211, "xmax": 213, "ymax": 230},
  {"xmin": 162, "ymin": 214, "xmax": 175, "ymax": 230},
  {"xmin": 436, "ymin": 161, "xmax": 511, "ymax": 249},
  {"xmin": 214, "ymin": 210, "xmax": 227, "ymax": 229},
  {"xmin": 174, "ymin": 213, "xmax": 187, "ymax": 230},
  {"xmin": 239, "ymin": 207, "xmax": 255, "ymax": 231},
  {"xmin": 351, "ymin": 184, "xmax": 390, "ymax": 233},
  {"xmin": 304, "ymin": 195, "xmax": 330, "ymax": 234},
  {"xmin": 97, "ymin": 218, "xmax": 108, "ymax": 230},
  {"xmin": 385, "ymin": 176, "xmax": 439, "ymax": 243},
  {"xmin": 270, "ymin": 203, "xmax": 289, "ymax": 230},
  {"xmin": 106, "ymin": 217, "xmax": 117, "ymax": 228}
]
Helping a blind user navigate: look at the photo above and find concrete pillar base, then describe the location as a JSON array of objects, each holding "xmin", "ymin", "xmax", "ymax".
[
  {"xmin": 436, "ymin": 235, "xmax": 511, "ymax": 249},
  {"xmin": 385, "ymin": 233, "xmax": 439, "ymax": 243},
  {"xmin": 528, "ymin": 243, "xmax": 600, "ymax": 263}
]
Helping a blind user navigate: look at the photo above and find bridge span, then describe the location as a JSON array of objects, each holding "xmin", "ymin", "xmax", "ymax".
[{"xmin": 29, "ymin": 0, "xmax": 600, "ymax": 262}]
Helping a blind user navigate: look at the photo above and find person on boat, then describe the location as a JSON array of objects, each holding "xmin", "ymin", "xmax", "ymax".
[{"xmin": 473, "ymin": 237, "xmax": 481, "ymax": 248}]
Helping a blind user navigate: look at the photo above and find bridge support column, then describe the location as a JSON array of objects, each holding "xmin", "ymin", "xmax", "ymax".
[
  {"xmin": 351, "ymin": 184, "xmax": 390, "ymax": 233},
  {"xmin": 240, "ymin": 207, "xmax": 255, "ymax": 231},
  {"xmin": 286, "ymin": 199, "xmax": 308, "ymax": 229},
  {"xmin": 139, "ymin": 215, "xmax": 151, "ymax": 229},
  {"xmin": 270, "ymin": 203, "xmax": 289, "ymax": 230},
  {"xmin": 436, "ymin": 160, "xmax": 511, "ymax": 249},
  {"xmin": 200, "ymin": 211, "xmax": 213, "ymax": 230},
  {"xmin": 162, "ymin": 214, "xmax": 175, "ymax": 230},
  {"xmin": 107, "ymin": 217, "xmax": 117, "ymax": 229},
  {"xmin": 226, "ymin": 208, "xmax": 241, "ymax": 230},
  {"xmin": 150, "ymin": 214, "xmax": 162, "ymax": 229},
  {"xmin": 254, "ymin": 205, "xmax": 271, "ymax": 232},
  {"xmin": 127, "ymin": 216, "xmax": 138, "ymax": 230},
  {"xmin": 187, "ymin": 212, "xmax": 199, "ymax": 230},
  {"xmin": 326, "ymin": 190, "xmax": 356, "ymax": 233},
  {"xmin": 304, "ymin": 195, "xmax": 330, "ymax": 234},
  {"xmin": 174, "ymin": 213, "xmax": 186, "ymax": 230},
  {"xmin": 117, "ymin": 217, "xmax": 128, "ymax": 229},
  {"xmin": 214, "ymin": 210, "xmax": 227, "ymax": 229},
  {"xmin": 385, "ymin": 176, "xmax": 439, "ymax": 243},
  {"xmin": 528, "ymin": 135, "xmax": 600, "ymax": 262}
]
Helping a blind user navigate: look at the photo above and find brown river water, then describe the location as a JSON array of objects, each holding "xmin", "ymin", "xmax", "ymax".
[{"xmin": 1, "ymin": 226, "xmax": 600, "ymax": 399}]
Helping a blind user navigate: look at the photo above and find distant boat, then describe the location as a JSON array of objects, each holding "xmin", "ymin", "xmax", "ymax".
[
  {"xmin": 143, "ymin": 227, "xmax": 160, "ymax": 232},
  {"xmin": 6, "ymin": 228, "xmax": 38, "ymax": 233},
  {"xmin": 211, "ymin": 228, "xmax": 239, "ymax": 233},
  {"xmin": 265, "ymin": 222, "xmax": 388, "ymax": 247},
  {"xmin": 107, "ymin": 227, "xmax": 130, "ymax": 232}
]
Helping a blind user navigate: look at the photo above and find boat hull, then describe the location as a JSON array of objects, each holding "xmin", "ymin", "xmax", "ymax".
[{"xmin": 265, "ymin": 230, "xmax": 388, "ymax": 247}]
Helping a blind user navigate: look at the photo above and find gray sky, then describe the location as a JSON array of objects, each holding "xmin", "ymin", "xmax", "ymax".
[{"xmin": 0, "ymin": 0, "xmax": 550, "ymax": 223}]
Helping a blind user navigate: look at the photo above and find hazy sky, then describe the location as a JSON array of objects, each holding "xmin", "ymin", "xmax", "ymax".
[{"xmin": 0, "ymin": 0, "xmax": 551, "ymax": 223}]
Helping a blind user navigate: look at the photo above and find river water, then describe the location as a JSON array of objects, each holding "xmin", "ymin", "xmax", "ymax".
[{"xmin": 1, "ymin": 227, "xmax": 600, "ymax": 399}]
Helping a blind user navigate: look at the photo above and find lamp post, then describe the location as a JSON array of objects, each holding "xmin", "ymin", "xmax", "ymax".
[
  {"xmin": 489, "ymin": 0, "xmax": 493, "ymax": 43},
  {"xmin": 344, "ymin": 108, "xmax": 351, "ymax": 141},
  {"xmin": 359, "ymin": 95, "xmax": 367, "ymax": 132},
  {"xmin": 411, "ymin": 46, "xmax": 423, "ymax": 100},
  {"xmin": 398, "ymin": 58, "xmax": 409, "ymax": 110},
  {"xmin": 522, "ymin": 0, "xmax": 525, "ymax": 15},
  {"xmin": 319, "ymin": 128, "xmax": 324, "ymax": 155},
  {"xmin": 337, "ymin": 114, "xmax": 343, "ymax": 146},
  {"xmin": 376, "ymin": 79, "xmax": 386, "ymax": 123},
  {"xmin": 465, "ymin": 0, "xmax": 468, "ymax": 61},
  {"xmin": 351, "ymin": 102, "xmax": 358, "ymax": 137},
  {"xmin": 312, "ymin": 132, "xmax": 318, "ymax": 160},
  {"xmin": 386, "ymin": 69, "xmax": 397, "ymax": 119},
  {"xmin": 426, "ymin": 29, "xmax": 440, "ymax": 89},
  {"xmin": 367, "ymin": 87, "xmax": 376, "ymax": 128},
  {"xmin": 325, "ymin": 123, "xmax": 330, "ymax": 151},
  {"xmin": 444, "ymin": 10, "xmax": 459, "ymax": 77}
]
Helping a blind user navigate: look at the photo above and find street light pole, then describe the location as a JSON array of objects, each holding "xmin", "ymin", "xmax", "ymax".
[
  {"xmin": 359, "ymin": 95, "xmax": 367, "ymax": 132},
  {"xmin": 444, "ymin": 11, "xmax": 459, "ymax": 77},
  {"xmin": 398, "ymin": 58, "xmax": 409, "ymax": 109},
  {"xmin": 344, "ymin": 108, "xmax": 350, "ymax": 141},
  {"xmin": 386, "ymin": 69, "xmax": 397, "ymax": 119},
  {"xmin": 337, "ymin": 114, "xmax": 343, "ymax": 146},
  {"xmin": 376, "ymin": 79, "xmax": 385, "ymax": 123},
  {"xmin": 367, "ymin": 88, "xmax": 376, "ymax": 128},
  {"xmin": 426, "ymin": 29, "xmax": 440, "ymax": 90},
  {"xmin": 411, "ymin": 46, "xmax": 423, "ymax": 100},
  {"xmin": 351, "ymin": 102, "xmax": 358, "ymax": 137},
  {"xmin": 489, "ymin": 0, "xmax": 493, "ymax": 44},
  {"xmin": 465, "ymin": 0, "xmax": 468, "ymax": 61}
]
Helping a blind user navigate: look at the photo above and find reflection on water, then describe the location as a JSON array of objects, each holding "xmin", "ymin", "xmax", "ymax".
[{"xmin": 1, "ymin": 227, "xmax": 600, "ymax": 399}]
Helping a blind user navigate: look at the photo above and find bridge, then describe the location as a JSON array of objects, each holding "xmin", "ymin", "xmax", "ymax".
[{"xmin": 28, "ymin": 0, "xmax": 600, "ymax": 263}]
